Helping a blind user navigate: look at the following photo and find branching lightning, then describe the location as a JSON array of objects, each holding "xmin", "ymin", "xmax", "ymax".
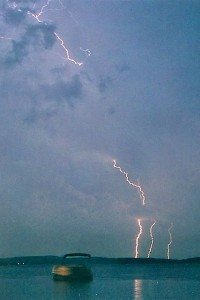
[
  {"xmin": 135, "ymin": 219, "xmax": 143, "ymax": 258},
  {"xmin": 32, "ymin": 0, "xmax": 52, "ymax": 21},
  {"xmin": 147, "ymin": 219, "xmax": 156, "ymax": 258},
  {"xmin": 27, "ymin": 0, "xmax": 83, "ymax": 66},
  {"xmin": 113, "ymin": 159, "xmax": 146, "ymax": 206},
  {"xmin": 5, "ymin": 0, "xmax": 87, "ymax": 66},
  {"xmin": 167, "ymin": 222, "xmax": 173, "ymax": 259}
]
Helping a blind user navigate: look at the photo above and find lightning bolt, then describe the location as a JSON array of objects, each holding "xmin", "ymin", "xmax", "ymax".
[
  {"xmin": 33, "ymin": 0, "xmax": 52, "ymax": 21},
  {"xmin": 4, "ymin": 2, "xmax": 175, "ymax": 261},
  {"xmin": 53, "ymin": 33, "xmax": 83, "ymax": 66},
  {"xmin": 135, "ymin": 218, "xmax": 143, "ymax": 258},
  {"xmin": 80, "ymin": 47, "xmax": 91, "ymax": 57},
  {"xmin": 147, "ymin": 219, "xmax": 156, "ymax": 258},
  {"xmin": 6, "ymin": 0, "xmax": 84, "ymax": 66},
  {"xmin": 167, "ymin": 222, "xmax": 173, "ymax": 259},
  {"xmin": 113, "ymin": 159, "xmax": 146, "ymax": 206},
  {"xmin": 28, "ymin": 0, "xmax": 83, "ymax": 66}
]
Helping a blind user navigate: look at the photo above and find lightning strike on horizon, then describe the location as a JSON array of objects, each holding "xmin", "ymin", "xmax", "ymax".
[
  {"xmin": 147, "ymin": 219, "xmax": 157, "ymax": 258},
  {"xmin": 135, "ymin": 219, "xmax": 143, "ymax": 258},
  {"xmin": 167, "ymin": 223, "xmax": 173, "ymax": 259},
  {"xmin": 6, "ymin": 0, "xmax": 83, "ymax": 66},
  {"xmin": 113, "ymin": 159, "xmax": 146, "ymax": 206}
]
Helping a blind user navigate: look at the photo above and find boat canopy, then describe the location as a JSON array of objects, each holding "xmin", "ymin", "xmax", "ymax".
[{"xmin": 62, "ymin": 253, "xmax": 91, "ymax": 259}]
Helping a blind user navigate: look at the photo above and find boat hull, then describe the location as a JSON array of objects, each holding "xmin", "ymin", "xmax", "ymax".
[{"xmin": 52, "ymin": 265, "xmax": 93, "ymax": 282}]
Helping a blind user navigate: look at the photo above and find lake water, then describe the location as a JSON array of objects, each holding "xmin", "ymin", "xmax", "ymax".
[{"xmin": 0, "ymin": 263, "xmax": 199, "ymax": 299}]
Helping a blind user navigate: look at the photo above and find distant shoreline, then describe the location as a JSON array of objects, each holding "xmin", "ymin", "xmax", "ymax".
[{"xmin": 0, "ymin": 255, "xmax": 199, "ymax": 266}]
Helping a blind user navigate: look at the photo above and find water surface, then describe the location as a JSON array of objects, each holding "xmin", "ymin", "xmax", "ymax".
[{"xmin": 0, "ymin": 263, "xmax": 199, "ymax": 299}]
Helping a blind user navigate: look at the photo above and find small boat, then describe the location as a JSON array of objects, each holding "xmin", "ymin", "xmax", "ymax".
[{"xmin": 52, "ymin": 253, "xmax": 93, "ymax": 282}]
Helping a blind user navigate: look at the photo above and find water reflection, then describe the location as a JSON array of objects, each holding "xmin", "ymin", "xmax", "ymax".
[
  {"xmin": 53, "ymin": 281, "xmax": 92, "ymax": 300},
  {"xmin": 133, "ymin": 279, "xmax": 142, "ymax": 299}
]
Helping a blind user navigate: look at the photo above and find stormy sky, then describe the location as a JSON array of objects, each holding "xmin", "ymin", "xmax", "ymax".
[{"xmin": 0, "ymin": 0, "xmax": 199, "ymax": 259}]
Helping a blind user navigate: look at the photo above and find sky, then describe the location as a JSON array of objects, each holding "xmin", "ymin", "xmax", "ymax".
[{"xmin": 0, "ymin": 0, "xmax": 199, "ymax": 259}]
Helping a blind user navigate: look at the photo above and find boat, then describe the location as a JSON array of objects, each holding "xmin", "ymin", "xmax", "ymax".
[{"xmin": 52, "ymin": 253, "xmax": 93, "ymax": 281}]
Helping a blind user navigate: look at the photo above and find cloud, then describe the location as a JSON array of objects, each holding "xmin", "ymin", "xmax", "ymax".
[
  {"xmin": 4, "ymin": 39, "xmax": 28, "ymax": 66},
  {"xmin": 24, "ymin": 107, "xmax": 57, "ymax": 124},
  {"xmin": 98, "ymin": 76, "xmax": 113, "ymax": 93},
  {"xmin": 28, "ymin": 23, "xmax": 57, "ymax": 49},
  {"xmin": 2, "ymin": 0, "xmax": 37, "ymax": 25},
  {"xmin": 115, "ymin": 63, "xmax": 131, "ymax": 73},
  {"xmin": 4, "ymin": 7, "xmax": 28, "ymax": 25},
  {"xmin": 42, "ymin": 74, "xmax": 83, "ymax": 107},
  {"xmin": 0, "ymin": 0, "xmax": 199, "ymax": 259},
  {"xmin": 24, "ymin": 74, "xmax": 83, "ymax": 123},
  {"xmin": 4, "ymin": 23, "xmax": 56, "ymax": 66}
]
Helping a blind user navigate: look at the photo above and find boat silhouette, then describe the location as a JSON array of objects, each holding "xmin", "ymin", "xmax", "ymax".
[{"xmin": 52, "ymin": 253, "xmax": 93, "ymax": 281}]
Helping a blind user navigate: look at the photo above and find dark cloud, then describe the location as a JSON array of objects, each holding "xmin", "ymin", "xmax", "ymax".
[
  {"xmin": 4, "ymin": 7, "xmax": 28, "ymax": 25},
  {"xmin": 4, "ymin": 23, "xmax": 56, "ymax": 66},
  {"xmin": 5, "ymin": 39, "xmax": 29, "ymax": 66},
  {"xmin": 51, "ymin": 66, "xmax": 69, "ymax": 77},
  {"xmin": 115, "ymin": 63, "xmax": 130, "ymax": 73},
  {"xmin": 24, "ymin": 107, "xmax": 57, "ymax": 124},
  {"xmin": 24, "ymin": 74, "xmax": 83, "ymax": 123},
  {"xmin": 107, "ymin": 106, "xmax": 116, "ymax": 116},
  {"xmin": 27, "ymin": 23, "xmax": 57, "ymax": 49},
  {"xmin": 1, "ymin": 0, "xmax": 36, "ymax": 16},
  {"xmin": 41, "ymin": 75, "xmax": 83, "ymax": 108},
  {"xmin": 98, "ymin": 76, "xmax": 113, "ymax": 93}
]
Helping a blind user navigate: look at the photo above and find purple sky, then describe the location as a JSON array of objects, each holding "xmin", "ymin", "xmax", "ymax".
[{"xmin": 0, "ymin": 0, "xmax": 199, "ymax": 259}]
